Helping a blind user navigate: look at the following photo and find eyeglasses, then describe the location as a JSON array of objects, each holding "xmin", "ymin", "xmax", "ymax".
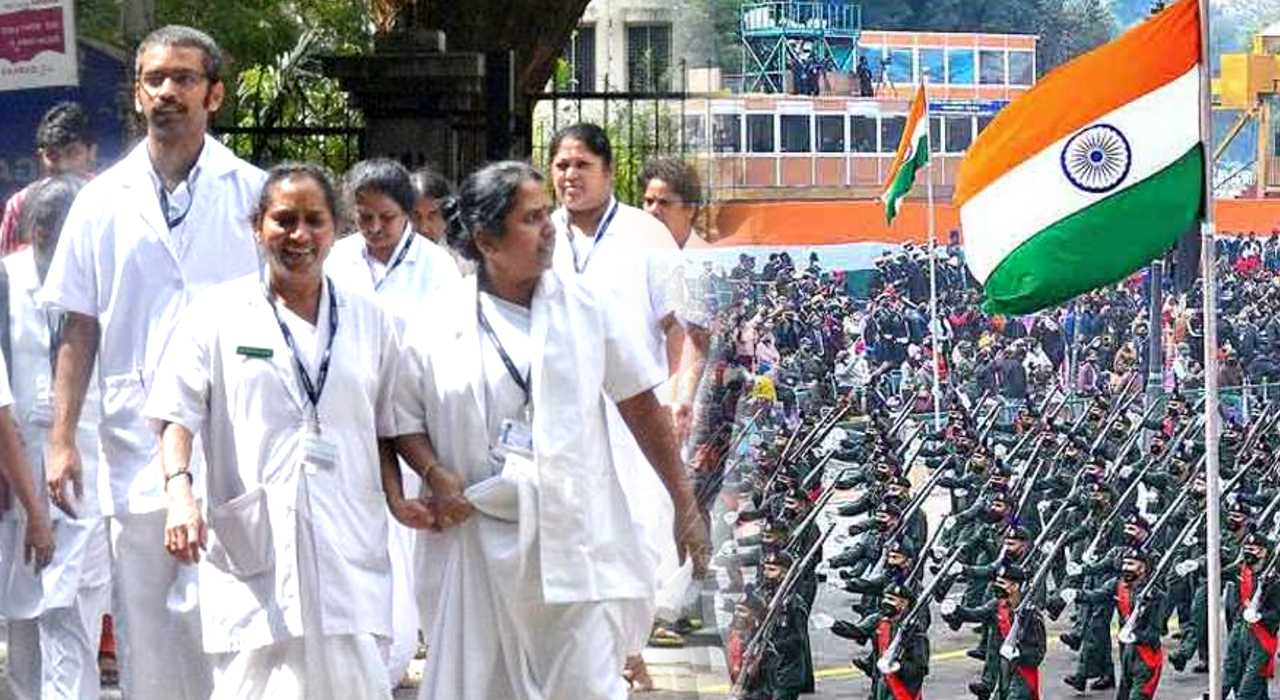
[{"xmin": 138, "ymin": 70, "xmax": 207, "ymax": 92}]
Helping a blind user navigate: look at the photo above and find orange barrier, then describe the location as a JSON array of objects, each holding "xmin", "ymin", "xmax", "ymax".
[{"xmin": 712, "ymin": 197, "xmax": 1280, "ymax": 246}]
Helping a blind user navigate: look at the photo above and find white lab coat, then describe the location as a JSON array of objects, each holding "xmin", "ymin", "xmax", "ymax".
[
  {"xmin": 551, "ymin": 198, "xmax": 685, "ymax": 649},
  {"xmin": 144, "ymin": 274, "xmax": 401, "ymax": 657},
  {"xmin": 396, "ymin": 271, "xmax": 664, "ymax": 699},
  {"xmin": 0, "ymin": 248, "xmax": 110, "ymax": 620},
  {"xmin": 38, "ymin": 135, "xmax": 266, "ymax": 516},
  {"xmin": 326, "ymin": 225, "xmax": 461, "ymax": 682},
  {"xmin": 326, "ymin": 225, "xmax": 462, "ymax": 336},
  {"xmin": 0, "ymin": 249, "xmax": 113, "ymax": 700}
]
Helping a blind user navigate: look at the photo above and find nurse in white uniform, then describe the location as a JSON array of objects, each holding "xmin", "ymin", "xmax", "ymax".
[
  {"xmin": 0, "ymin": 351, "xmax": 55, "ymax": 573},
  {"xmin": 325, "ymin": 158, "xmax": 461, "ymax": 685},
  {"xmin": 1, "ymin": 175, "xmax": 112, "ymax": 700},
  {"xmin": 547, "ymin": 123, "xmax": 705, "ymax": 687},
  {"xmin": 145, "ymin": 163, "xmax": 401, "ymax": 700},
  {"xmin": 391, "ymin": 161, "xmax": 709, "ymax": 700}
]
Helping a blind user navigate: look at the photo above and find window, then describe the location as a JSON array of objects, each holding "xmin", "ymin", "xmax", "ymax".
[
  {"xmin": 977, "ymin": 115, "xmax": 995, "ymax": 135},
  {"xmin": 945, "ymin": 116, "xmax": 974, "ymax": 153},
  {"xmin": 886, "ymin": 48, "xmax": 914, "ymax": 84},
  {"xmin": 683, "ymin": 114, "xmax": 706, "ymax": 150},
  {"xmin": 747, "ymin": 114, "xmax": 776, "ymax": 153},
  {"xmin": 1008, "ymin": 51, "xmax": 1034, "ymax": 85},
  {"xmin": 851, "ymin": 116, "xmax": 878, "ymax": 153},
  {"xmin": 566, "ymin": 25, "xmax": 596, "ymax": 91},
  {"xmin": 627, "ymin": 24, "xmax": 672, "ymax": 92},
  {"xmin": 817, "ymin": 115, "xmax": 845, "ymax": 153},
  {"xmin": 919, "ymin": 48, "xmax": 945, "ymax": 84},
  {"xmin": 781, "ymin": 115, "xmax": 811, "ymax": 153},
  {"xmin": 857, "ymin": 45, "xmax": 883, "ymax": 78},
  {"xmin": 979, "ymin": 50, "xmax": 1006, "ymax": 85},
  {"xmin": 947, "ymin": 49, "xmax": 974, "ymax": 85},
  {"xmin": 929, "ymin": 116, "xmax": 943, "ymax": 154},
  {"xmin": 880, "ymin": 116, "xmax": 906, "ymax": 154},
  {"xmin": 713, "ymin": 114, "xmax": 742, "ymax": 152}
]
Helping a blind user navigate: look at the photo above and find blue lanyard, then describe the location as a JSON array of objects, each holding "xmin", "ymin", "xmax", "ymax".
[
  {"xmin": 158, "ymin": 182, "xmax": 195, "ymax": 229},
  {"xmin": 477, "ymin": 294, "xmax": 531, "ymax": 405},
  {"xmin": 268, "ymin": 277, "xmax": 339, "ymax": 430},
  {"xmin": 566, "ymin": 198, "xmax": 620, "ymax": 274},
  {"xmin": 373, "ymin": 231, "xmax": 414, "ymax": 291}
]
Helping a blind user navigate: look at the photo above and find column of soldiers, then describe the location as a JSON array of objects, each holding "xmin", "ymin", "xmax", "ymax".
[{"xmin": 704, "ymin": 266, "xmax": 1280, "ymax": 699}]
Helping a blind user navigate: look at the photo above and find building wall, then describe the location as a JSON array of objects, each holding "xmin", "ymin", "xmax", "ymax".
[{"xmin": 578, "ymin": 0, "xmax": 682, "ymax": 91}]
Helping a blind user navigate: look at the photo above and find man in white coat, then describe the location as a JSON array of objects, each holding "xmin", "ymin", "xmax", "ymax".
[
  {"xmin": 325, "ymin": 157, "xmax": 462, "ymax": 685},
  {"xmin": 38, "ymin": 26, "xmax": 265, "ymax": 699},
  {"xmin": 0, "ymin": 175, "xmax": 112, "ymax": 699}
]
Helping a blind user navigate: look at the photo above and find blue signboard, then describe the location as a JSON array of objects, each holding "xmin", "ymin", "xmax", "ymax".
[
  {"xmin": 0, "ymin": 39, "xmax": 129, "ymax": 204},
  {"xmin": 929, "ymin": 99, "xmax": 1009, "ymax": 117}
]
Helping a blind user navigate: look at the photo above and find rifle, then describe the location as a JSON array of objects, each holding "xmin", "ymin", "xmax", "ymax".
[
  {"xmin": 733, "ymin": 523, "xmax": 835, "ymax": 695},
  {"xmin": 785, "ymin": 477, "xmax": 846, "ymax": 553},
  {"xmin": 799, "ymin": 451, "xmax": 839, "ymax": 492},
  {"xmin": 1100, "ymin": 397, "xmax": 1169, "ymax": 477},
  {"xmin": 1005, "ymin": 391, "xmax": 1070, "ymax": 463},
  {"xmin": 999, "ymin": 529, "xmax": 1071, "ymax": 660},
  {"xmin": 862, "ymin": 465, "xmax": 947, "ymax": 581},
  {"xmin": 1081, "ymin": 442, "xmax": 1205, "ymax": 564},
  {"xmin": 877, "ymin": 533, "xmax": 974, "ymax": 674},
  {"xmin": 1118, "ymin": 510, "xmax": 1206, "ymax": 644},
  {"xmin": 1087, "ymin": 386, "xmax": 1142, "ymax": 455}
]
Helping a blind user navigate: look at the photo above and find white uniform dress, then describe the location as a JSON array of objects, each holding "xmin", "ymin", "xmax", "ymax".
[
  {"xmin": 326, "ymin": 223, "xmax": 462, "ymax": 683},
  {"xmin": 397, "ymin": 271, "xmax": 664, "ymax": 700},
  {"xmin": 0, "ymin": 248, "xmax": 111, "ymax": 700},
  {"xmin": 550, "ymin": 197, "xmax": 685, "ymax": 653},
  {"xmin": 37, "ymin": 136, "xmax": 265, "ymax": 700},
  {"xmin": 143, "ymin": 274, "xmax": 401, "ymax": 699}
]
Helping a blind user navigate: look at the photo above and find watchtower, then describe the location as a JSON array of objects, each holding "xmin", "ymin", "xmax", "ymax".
[{"xmin": 739, "ymin": 1, "xmax": 861, "ymax": 94}]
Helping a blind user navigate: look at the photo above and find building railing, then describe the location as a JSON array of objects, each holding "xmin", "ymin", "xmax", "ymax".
[{"xmin": 740, "ymin": 1, "xmax": 862, "ymax": 35}]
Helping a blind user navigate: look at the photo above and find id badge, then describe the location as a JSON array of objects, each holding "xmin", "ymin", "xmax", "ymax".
[
  {"xmin": 498, "ymin": 419, "xmax": 534, "ymax": 456},
  {"xmin": 29, "ymin": 376, "xmax": 53, "ymax": 428},
  {"xmin": 301, "ymin": 432, "xmax": 338, "ymax": 474}
]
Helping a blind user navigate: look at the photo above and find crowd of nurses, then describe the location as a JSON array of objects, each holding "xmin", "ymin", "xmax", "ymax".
[{"xmin": 0, "ymin": 24, "xmax": 711, "ymax": 700}]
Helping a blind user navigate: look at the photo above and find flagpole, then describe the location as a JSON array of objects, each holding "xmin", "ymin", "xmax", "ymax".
[
  {"xmin": 1196, "ymin": 1, "xmax": 1224, "ymax": 698},
  {"xmin": 924, "ymin": 74, "xmax": 942, "ymax": 432}
]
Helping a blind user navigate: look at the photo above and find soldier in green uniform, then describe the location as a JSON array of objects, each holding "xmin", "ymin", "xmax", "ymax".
[
  {"xmin": 757, "ymin": 549, "xmax": 814, "ymax": 700},
  {"xmin": 941, "ymin": 563, "xmax": 1046, "ymax": 700},
  {"xmin": 1224, "ymin": 532, "xmax": 1280, "ymax": 700}
]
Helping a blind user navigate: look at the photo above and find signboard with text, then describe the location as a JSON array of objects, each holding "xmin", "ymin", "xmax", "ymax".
[
  {"xmin": 928, "ymin": 99, "xmax": 1009, "ymax": 117},
  {"xmin": 0, "ymin": 0, "xmax": 76, "ymax": 91}
]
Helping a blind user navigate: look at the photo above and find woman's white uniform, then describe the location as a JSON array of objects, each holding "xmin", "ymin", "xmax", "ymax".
[
  {"xmin": 0, "ymin": 247, "xmax": 112, "ymax": 699},
  {"xmin": 550, "ymin": 198, "xmax": 686, "ymax": 654},
  {"xmin": 144, "ymin": 274, "xmax": 401, "ymax": 700},
  {"xmin": 326, "ymin": 224, "xmax": 462, "ymax": 683},
  {"xmin": 397, "ymin": 271, "xmax": 664, "ymax": 700}
]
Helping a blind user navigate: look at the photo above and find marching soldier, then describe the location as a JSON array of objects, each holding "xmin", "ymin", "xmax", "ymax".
[
  {"xmin": 941, "ymin": 564, "xmax": 1045, "ymax": 700},
  {"xmin": 1225, "ymin": 532, "xmax": 1280, "ymax": 700}
]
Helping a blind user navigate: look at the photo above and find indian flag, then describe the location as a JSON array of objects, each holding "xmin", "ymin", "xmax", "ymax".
[
  {"xmin": 882, "ymin": 83, "xmax": 929, "ymax": 224},
  {"xmin": 957, "ymin": 0, "xmax": 1204, "ymax": 315}
]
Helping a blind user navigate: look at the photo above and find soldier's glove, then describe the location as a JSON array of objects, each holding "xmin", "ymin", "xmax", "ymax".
[
  {"xmin": 1174, "ymin": 559, "xmax": 1199, "ymax": 577},
  {"xmin": 1065, "ymin": 560, "xmax": 1084, "ymax": 577},
  {"xmin": 1059, "ymin": 587, "xmax": 1079, "ymax": 605}
]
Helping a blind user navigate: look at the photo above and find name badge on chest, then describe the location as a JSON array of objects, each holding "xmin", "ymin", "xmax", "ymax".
[
  {"xmin": 499, "ymin": 418, "xmax": 534, "ymax": 456},
  {"xmin": 301, "ymin": 430, "xmax": 338, "ymax": 474},
  {"xmin": 487, "ymin": 419, "xmax": 533, "ymax": 476}
]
